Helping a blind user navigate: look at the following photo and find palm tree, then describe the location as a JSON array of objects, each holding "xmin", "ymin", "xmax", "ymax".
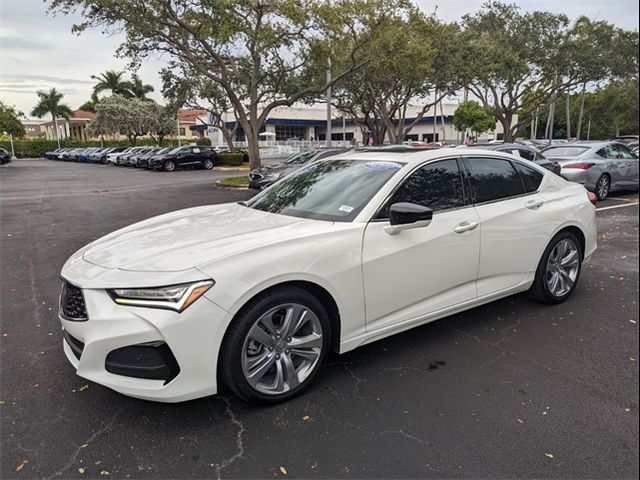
[
  {"xmin": 130, "ymin": 74, "xmax": 154, "ymax": 100},
  {"xmin": 91, "ymin": 70, "xmax": 133, "ymax": 99},
  {"xmin": 30, "ymin": 88, "xmax": 73, "ymax": 148}
]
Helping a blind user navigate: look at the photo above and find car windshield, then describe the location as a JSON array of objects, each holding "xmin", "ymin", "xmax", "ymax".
[
  {"xmin": 541, "ymin": 146, "xmax": 590, "ymax": 157},
  {"xmin": 167, "ymin": 146, "xmax": 185, "ymax": 154},
  {"xmin": 284, "ymin": 150, "xmax": 316, "ymax": 165},
  {"xmin": 247, "ymin": 159, "xmax": 404, "ymax": 222}
]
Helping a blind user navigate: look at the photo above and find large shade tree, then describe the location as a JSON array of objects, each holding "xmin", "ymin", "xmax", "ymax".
[
  {"xmin": 49, "ymin": 0, "xmax": 399, "ymax": 169},
  {"xmin": 333, "ymin": 8, "xmax": 466, "ymax": 144},
  {"xmin": 0, "ymin": 101, "xmax": 26, "ymax": 137},
  {"xmin": 30, "ymin": 88, "xmax": 73, "ymax": 147}
]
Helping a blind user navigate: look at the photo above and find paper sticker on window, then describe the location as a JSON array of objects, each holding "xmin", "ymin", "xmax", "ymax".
[
  {"xmin": 339, "ymin": 205, "xmax": 354, "ymax": 213},
  {"xmin": 364, "ymin": 161, "xmax": 401, "ymax": 170}
]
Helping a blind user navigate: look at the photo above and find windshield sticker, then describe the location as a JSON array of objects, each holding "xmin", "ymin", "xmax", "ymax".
[
  {"xmin": 364, "ymin": 161, "xmax": 401, "ymax": 170},
  {"xmin": 339, "ymin": 205, "xmax": 354, "ymax": 213}
]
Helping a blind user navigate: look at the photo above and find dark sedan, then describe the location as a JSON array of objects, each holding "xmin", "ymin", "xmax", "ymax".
[
  {"xmin": 148, "ymin": 145, "xmax": 217, "ymax": 171},
  {"xmin": 465, "ymin": 143, "xmax": 561, "ymax": 175},
  {"xmin": 249, "ymin": 147, "xmax": 349, "ymax": 189},
  {"xmin": 136, "ymin": 147, "xmax": 172, "ymax": 168},
  {"xmin": 0, "ymin": 148, "xmax": 11, "ymax": 164}
]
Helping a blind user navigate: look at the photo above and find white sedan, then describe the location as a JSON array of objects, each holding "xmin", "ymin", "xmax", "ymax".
[{"xmin": 59, "ymin": 148, "xmax": 597, "ymax": 404}]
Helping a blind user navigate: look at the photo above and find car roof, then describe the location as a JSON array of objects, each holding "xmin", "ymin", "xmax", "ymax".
[{"xmin": 333, "ymin": 147, "xmax": 531, "ymax": 168}]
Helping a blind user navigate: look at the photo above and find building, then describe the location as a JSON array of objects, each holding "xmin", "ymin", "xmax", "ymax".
[
  {"xmin": 21, "ymin": 120, "xmax": 46, "ymax": 138},
  {"xmin": 179, "ymin": 108, "xmax": 210, "ymax": 140},
  {"xmin": 40, "ymin": 110, "xmax": 95, "ymax": 140},
  {"xmin": 210, "ymin": 102, "xmax": 508, "ymax": 146}
]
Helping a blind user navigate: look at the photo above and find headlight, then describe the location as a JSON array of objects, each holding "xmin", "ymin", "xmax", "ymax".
[{"xmin": 107, "ymin": 280, "xmax": 214, "ymax": 312}]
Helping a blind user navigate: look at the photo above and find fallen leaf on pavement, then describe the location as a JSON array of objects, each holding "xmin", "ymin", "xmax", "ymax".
[
  {"xmin": 302, "ymin": 415, "xmax": 310, "ymax": 422},
  {"xmin": 16, "ymin": 460, "xmax": 29, "ymax": 472},
  {"xmin": 78, "ymin": 468, "xmax": 85, "ymax": 474},
  {"xmin": 280, "ymin": 466, "xmax": 288, "ymax": 475},
  {"xmin": 100, "ymin": 470, "xmax": 110, "ymax": 476},
  {"xmin": 545, "ymin": 453, "xmax": 554, "ymax": 459},
  {"xmin": 79, "ymin": 385, "xmax": 89, "ymax": 392}
]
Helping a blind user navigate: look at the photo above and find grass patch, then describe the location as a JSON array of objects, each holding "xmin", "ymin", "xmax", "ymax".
[{"xmin": 217, "ymin": 175, "xmax": 249, "ymax": 188}]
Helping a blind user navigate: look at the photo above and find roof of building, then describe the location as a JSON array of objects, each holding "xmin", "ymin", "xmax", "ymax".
[
  {"xmin": 178, "ymin": 108, "xmax": 208, "ymax": 123},
  {"xmin": 71, "ymin": 110, "xmax": 95, "ymax": 119}
]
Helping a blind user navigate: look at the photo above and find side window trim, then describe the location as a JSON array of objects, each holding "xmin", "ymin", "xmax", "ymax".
[
  {"xmin": 461, "ymin": 156, "xmax": 542, "ymax": 206},
  {"xmin": 370, "ymin": 156, "xmax": 471, "ymax": 221}
]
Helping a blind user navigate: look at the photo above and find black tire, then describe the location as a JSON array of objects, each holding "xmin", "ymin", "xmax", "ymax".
[
  {"xmin": 595, "ymin": 174, "xmax": 610, "ymax": 201},
  {"xmin": 220, "ymin": 286, "xmax": 331, "ymax": 405},
  {"xmin": 202, "ymin": 158, "xmax": 214, "ymax": 170},
  {"xmin": 163, "ymin": 160, "xmax": 176, "ymax": 172},
  {"xmin": 529, "ymin": 231, "xmax": 582, "ymax": 304}
]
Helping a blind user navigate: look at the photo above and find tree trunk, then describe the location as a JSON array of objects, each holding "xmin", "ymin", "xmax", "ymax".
[
  {"xmin": 245, "ymin": 127, "xmax": 261, "ymax": 170},
  {"xmin": 576, "ymin": 83, "xmax": 587, "ymax": 140},
  {"xmin": 222, "ymin": 128, "xmax": 236, "ymax": 150},
  {"xmin": 501, "ymin": 115, "xmax": 514, "ymax": 143}
]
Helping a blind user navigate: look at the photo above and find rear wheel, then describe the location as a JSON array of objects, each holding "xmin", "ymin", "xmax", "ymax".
[
  {"xmin": 595, "ymin": 174, "xmax": 610, "ymax": 201},
  {"xmin": 220, "ymin": 287, "xmax": 331, "ymax": 404},
  {"xmin": 163, "ymin": 160, "xmax": 176, "ymax": 172},
  {"xmin": 530, "ymin": 231, "xmax": 582, "ymax": 304},
  {"xmin": 202, "ymin": 158, "xmax": 214, "ymax": 170}
]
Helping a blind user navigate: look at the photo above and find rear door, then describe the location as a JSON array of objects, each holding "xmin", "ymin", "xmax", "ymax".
[
  {"xmin": 611, "ymin": 144, "xmax": 639, "ymax": 187},
  {"xmin": 464, "ymin": 156, "xmax": 547, "ymax": 297}
]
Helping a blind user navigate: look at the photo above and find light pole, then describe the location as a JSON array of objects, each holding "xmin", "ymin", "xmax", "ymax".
[
  {"xmin": 326, "ymin": 57, "xmax": 332, "ymax": 147},
  {"xmin": 3, "ymin": 131, "xmax": 16, "ymax": 159}
]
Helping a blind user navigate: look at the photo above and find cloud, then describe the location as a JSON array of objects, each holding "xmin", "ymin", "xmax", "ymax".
[
  {"xmin": 0, "ymin": 35, "xmax": 53, "ymax": 51},
  {"xmin": 1, "ymin": 74, "xmax": 95, "ymax": 85}
]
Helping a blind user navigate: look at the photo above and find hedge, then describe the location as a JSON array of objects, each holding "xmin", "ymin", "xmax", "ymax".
[
  {"xmin": 0, "ymin": 137, "xmax": 212, "ymax": 158},
  {"xmin": 217, "ymin": 152, "xmax": 246, "ymax": 166}
]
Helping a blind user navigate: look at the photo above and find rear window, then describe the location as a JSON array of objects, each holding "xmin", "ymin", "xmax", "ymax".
[
  {"xmin": 466, "ymin": 157, "xmax": 524, "ymax": 203},
  {"xmin": 541, "ymin": 146, "xmax": 590, "ymax": 157},
  {"xmin": 513, "ymin": 162, "xmax": 544, "ymax": 192}
]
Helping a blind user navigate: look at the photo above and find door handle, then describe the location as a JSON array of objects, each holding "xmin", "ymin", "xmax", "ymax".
[
  {"xmin": 525, "ymin": 199, "xmax": 544, "ymax": 210},
  {"xmin": 454, "ymin": 221, "xmax": 479, "ymax": 233}
]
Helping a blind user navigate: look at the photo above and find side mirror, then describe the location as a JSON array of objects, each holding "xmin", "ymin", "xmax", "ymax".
[{"xmin": 385, "ymin": 202, "xmax": 433, "ymax": 235}]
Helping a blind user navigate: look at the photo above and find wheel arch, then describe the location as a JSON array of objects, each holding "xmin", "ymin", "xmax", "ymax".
[
  {"xmin": 220, "ymin": 279, "xmax": 342, "ymax": 354},
  {"xmin": 553, "ymin": 224, "xmax": 586, "ymax": 260}
]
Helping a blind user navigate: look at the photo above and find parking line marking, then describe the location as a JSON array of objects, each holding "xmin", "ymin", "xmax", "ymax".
[{"xmin": 596, "ymin": 202, "xmax": 639, "ymax": 212}]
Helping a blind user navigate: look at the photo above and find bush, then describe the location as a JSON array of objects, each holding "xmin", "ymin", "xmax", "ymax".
[
  {"xmin": 0, "ymin": 137, "xmax": 182, "ymax": 158},
  {"xmin": 195, "ymin": 137, "xmax": 212, "ymax": 146},
  {"xmin": 217, "ymin": 152, "xmax": 245, "ymax": 166}
]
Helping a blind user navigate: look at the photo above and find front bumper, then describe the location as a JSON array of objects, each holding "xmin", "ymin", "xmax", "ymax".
[{"xmin": 59, "ymin": 271, "xmax": 230, "ymax": 403}]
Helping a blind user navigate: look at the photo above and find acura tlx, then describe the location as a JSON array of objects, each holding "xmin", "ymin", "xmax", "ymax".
[{"xmin": 59, "ymin": 148, "xmax": 597, "ymax": 404}]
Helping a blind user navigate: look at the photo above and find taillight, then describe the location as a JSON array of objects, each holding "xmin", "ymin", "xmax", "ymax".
[
  {"xmin": 563, "ymin": 162, "xmax": 595, "ymax": 170},
  {"xmin": 587, "ymin": 191, "xmax": 597, "ymax": 206}
]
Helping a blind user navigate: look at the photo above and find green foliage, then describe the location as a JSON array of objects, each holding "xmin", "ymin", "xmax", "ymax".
[
  {"xmin": 30, "ymin": 88, "xmax": 73, "ymax": 123},
  {"xmin": 195, "ymin": 137, "xmax": 212, "ymax": 146},
  {"xmin": 91, "ymin": 70, "xmax": 133, "ymax": 99},
  {"xmin": 453, "ymin": 101, "xmax": 495, "ymax": 135},
  {"xmin": 78, "ymin": 99, "xmax": 97, "ymax": 112},
  {"xmin": 217, "ymin": 152, "xmax": 245, "ymax": 166},
  {"xmin": 130, "ymin": 73, "xmax": 155, "ymax": 100},
  {"xmin": 0, "ymin": 101, "xmax": 26, "ymax": 137}
]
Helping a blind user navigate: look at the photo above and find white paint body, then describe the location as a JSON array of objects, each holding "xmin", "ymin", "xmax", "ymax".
[{"xmin": 60, "ymin": 149, "xmax": 597, "ymax": 402}]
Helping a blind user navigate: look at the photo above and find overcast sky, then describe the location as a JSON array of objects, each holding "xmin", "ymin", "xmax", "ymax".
[{"xmin": 1, "ymin": 0, "xmax": 638, "ymax": 118}]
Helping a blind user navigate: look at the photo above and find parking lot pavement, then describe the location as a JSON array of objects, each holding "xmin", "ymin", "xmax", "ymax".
[{"xmin": 1, "ymin": 160, "xmax": 638, "ymax": 479}]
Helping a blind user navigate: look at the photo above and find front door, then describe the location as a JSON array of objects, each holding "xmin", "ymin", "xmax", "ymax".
[{"xmin": 362, "ymin": 158, "xmax": 480, "ymax": 332}]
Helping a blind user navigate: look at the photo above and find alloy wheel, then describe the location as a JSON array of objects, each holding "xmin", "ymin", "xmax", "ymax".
[
  {"xmin": 545, "ymin": 238, "xmax": 580, "ymax": 297},
  {"xmin": 241, "ymin": 303, "xmax": 323, "ymax": 395},
  {"xmin": 164, "ymin": 160, "xmax": 175, "ymax": 172},
  {"xmin": 596, "ymin": 175, "xmax": 610, "ymax": 200}
]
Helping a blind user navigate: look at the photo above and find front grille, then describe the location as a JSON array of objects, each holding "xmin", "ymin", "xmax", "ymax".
[
  {"xmin": 60, "ymin": 281, "xmax": 88, "ymax": 321},
  {"xmin": 105, "ymin": 342, "xmax": 180, "ymax": 384},
  {"xmin": 63, "ymin": 329, "xmax": 84, "ymax": 360}
]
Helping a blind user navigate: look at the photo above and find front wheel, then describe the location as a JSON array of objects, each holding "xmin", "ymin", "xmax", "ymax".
[
  {"xmin": 220, "ymin": 287, "xmax": 331, "ymax": 404},
  {"xmin": 529, "ymin": 231, "xmax": 582, "ymax": 304},
  {"xmin": 163, "ymin": 160, "xmax": 176, "ymax": 172},
  {"xmin": 595, "ymin": 174, "xmax": 610, "ymax": 201}
]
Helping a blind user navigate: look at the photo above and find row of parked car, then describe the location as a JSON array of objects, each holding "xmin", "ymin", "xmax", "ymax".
[
  {"xmin": 249, "ymin": 140, "xmax": 639, "ymax": 201},
  {"xmin": 42, "ymin": 145, "xmax": 234, "ymax": 172}
]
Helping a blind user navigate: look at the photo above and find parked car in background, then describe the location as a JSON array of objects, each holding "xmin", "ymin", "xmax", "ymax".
[
  {"xmin": 106, "ymin": 147, "xmax": 134, "ymax": 164},
  {"xmin": 44, "ymin": 147, "xmax": 67, "ymax": 159},
  {"xmin": 249, "ymin": 147, "xmax": 349, "ymax": 189},
  {"xmin": 468, "ymin": 143, "xmax": 561, "ymax": 175},
  {"xmin": 115, "ymin": 147, "xmax": 148, "ymax": 166},
  {"xmin": 148, "ymin": 145, "xmax": 218, "ymax": 171},
  {"xmin": 542, "ymin": 141, "xmax": 639, "ymax": 200},
  {"xmin": 135, "ymin": 147, "xmax": 171, "ymax": 168},
  {"xmin": 0, "ymin": 147, "xmax": 11, "ymax": 164},
  {"xmin": 59, "ymin": 148, "xmax": 597, "ymax": 404},
  {"xmin": 60, "ymin": 148, "xmax": 84, "ymax": 161},
  {"xmin": 94, "ymin": 147, "xmax": 127, "ymax": 164},
  {"xmin": 78, "ymin": 148, "xmax": 102, "ymax": 162},
  {"xmin": 612, "ymin": 135, "xmax": 639, "ymax": 145},
  {"xmin": 125, "ymin": 147, "xmax": 156, "ymax": 166}
]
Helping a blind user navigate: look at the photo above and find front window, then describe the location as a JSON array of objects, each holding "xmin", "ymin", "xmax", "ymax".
[
  {"xmin": 284, "ymin": 150, "xmax": 316, "ymax": 165},
  {"xmin": 247, "ymin": 159, "xmax": 404, "ymax": 222}
]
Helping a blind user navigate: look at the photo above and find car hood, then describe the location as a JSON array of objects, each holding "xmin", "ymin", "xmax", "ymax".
[
  {"xmin": 255, "ymin": 163, "xmax": 300, "ymax": 175},
  {"xmin": 82, "ymin": 203, "xmax": 333, "ymax": 272}
]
